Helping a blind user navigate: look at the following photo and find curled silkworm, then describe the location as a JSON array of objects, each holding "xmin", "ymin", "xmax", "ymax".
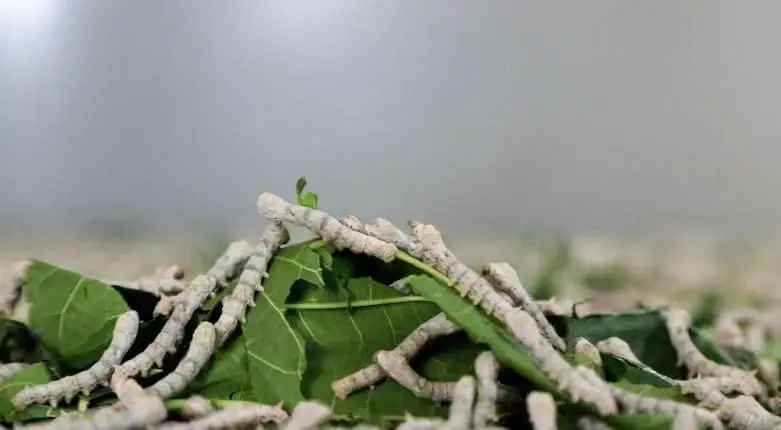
[
  {"xmin": 447, "ymin": 376, "xmax": 476, "ymax": 430},
  {"xmin": 0, "ymin": 362, "xmax": 28, "ymax": 382},
  {"xmin": 0, "ymin": 260, "xmax": 30, "ymax": 315},
  {"xmin": 373, "ymin": 349, "xmax": 454, "ymax": 402},
  {"xmin": 595, "ymin": 337, "xmax": 642, "ymax": 366},
  {"xmin": 664, "ymin": 309, "xmax": 761, "ymax": 391},
  {"xmin": 13, "ymin": 310, "xmax": 140, "ymax": 409},
  {"xmin": 332, "ymin": 312, "xmax": 461, "ymax": 399},
  {"xmin": 483, "ymin": 262, "xmax": 566, "ymax": 351},
  {"xmin": 257, "ymin": 193, "xmax": 398, "ymax": 262},
  {"xmin": 574, "ymin": 338, "xmax": 603, "ymax": 367},
  {"xmin": 178, "ymin": 396, "xmax": 214, "ymax": 420},
  {"xmin": 608, "ymin": 384, "xmax": 722, "ymax": 429},
  {"xmin": 118, "ymin": 275, "xmax": 217, "ymax": 379},
  {"xmin": 157, "ymin": 402, "xmax": 288, "ymax": 430},
  {"xmin": 473, "ymin": 351, "xmax": 500, "ymax": 428},
  {"xmin": 717, "ymin": 395, "xmax": 781, "ymax": 429},
  {"xmin": 281, "ymin": 400, "xmax": 333, "ymax": 430},
  {"xmin": 526, "ymin": 391, "xmax": 557, "ymax": 430},
  {"xmin": 145, "ymin": 322, "xmax": 216, "ymax": 399},
  {"xmin": 214, "ymin": 222, "xmax": 289, "ymax": 344}
]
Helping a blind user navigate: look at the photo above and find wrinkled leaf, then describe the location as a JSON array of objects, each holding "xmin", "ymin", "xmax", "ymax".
[
  {"xmin": 24, "ymin": 261, "xmax": 130, "ymax": 371},
  {"xmin": 288, "ymin": 268, "xmax": 481, "ymax": 422},
  {"xmin": 241, "ymin": 243, "xmax": 330, "ymax": 407},
  {"xmin": 0, "ymin": 363, "xmax": 61, "ymax": 422}
]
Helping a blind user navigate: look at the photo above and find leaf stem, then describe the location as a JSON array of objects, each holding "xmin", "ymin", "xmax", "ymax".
[
  {"xmin": 394, "ymin": 251, "xmax": 453, "ymax": 286},
  {"xmin": 284, "ymin": 296, "xmax": 431, "ymax": 310}
]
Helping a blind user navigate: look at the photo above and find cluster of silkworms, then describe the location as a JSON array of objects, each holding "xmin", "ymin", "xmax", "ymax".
[{"xmin": 3, "ymin": 188, "xmax": 781, "ymax": 429}]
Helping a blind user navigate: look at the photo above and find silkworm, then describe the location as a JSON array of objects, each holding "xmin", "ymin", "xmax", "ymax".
[
  {"xmin": 257, "ymin": 193, "xmax": 398, "ymax": 263},
  {"xmin": 446, "ymin": 376, "xmax": 476, "ymax": 430},
  {"xmin": 373, "ymin": 349, "xmax": 455, "ymax": 402},
  {"xmin": 472, "ymin": 351, "xmax": 500, "ymax": 429},
  {"xmin": 151, "ymin": 264, "xmax": 185, "ymax": 280},
  {"xmin": 145, "ymin": 322, "xmax": 216, "ymax": 399},
  {"xmin": 608, "ymin": 383, "xmax": 722, "ymax": 429},
  {"xmin": 574, "ymin": 338, "xmax": 603, "ymax": 367},
  {"xmin": 534, "ymin": 297, "xmax": 575, "ymax": 317},
  {"xmin": 677, "ymin": 378, "xmax": 727, "ymax": 410},
  {"xmin": 504, "ymin": 310, "xmax": 617, "ymax": 416},
  {"xmin": 758, "ymin": 359, "xmax": 779, "ymax": 391},
  {"xmin": 594, "ymin": 337, "xmax": 642, "ymax": 366},
  {"xmin": 711, "ymin": 319, "xmax": 746, "ymax": 349},
  {"xmin": 679, "ymin": 376, "xmax": 761, "ymax": 397},
  {"xmin": 0, "ymin": 362, "xmax": 28, "ymax": 382},
  {"xmin": 331, "ymin": 312, "xmax": 461, "ymax": 399},
  {"xmin": 118, "ymin": 275, "xmax": 217, "ymax": 379},
  {"xmin": 13, "ymin": 310, "xmax": 140, "ymax": 409},
  {"xmin": 664, "ymin": 309, "xmax": 761, "ymax": 391},
  {"xmin": 671, "ymin": 412, "xmax": 698, "ymax": 430},
  {"xmin": 157, "ymin": 403, "xmax": 288, "ymax": 430},
  {"xmin": 178, "ymin": 395, "xmax": 214, "ymax": 420},
  {"xmin": 214, "ymin": 222, "xmax": 289, "ymax": 345},
  {"xmin": 0, "ymin": 260, "xmax": 30, "ymax": 315},
  {"xmin": 744, "ymin": 323, "xmax": 766, "ymax": 355},
  {"xmin": 154, "ymin": 240, "xmax": 253, "ymax": 317},
  {"xmin": 280, "ymin": 400, "xmax": 333, "ymax": 430},
  {"xmin": 104, "ymin": 276, "xmax": 187, "ymax": 297},
  {"xmin": 482, "ymin": 262, "xmax": 566, "ymax": 351},
  {"xmin": 717, "ymin": 395, "xmax": 781, "ymax": 429},
  {"xmin": 526, "ymin": 391, "xmax": 557, "ymax": 430}
]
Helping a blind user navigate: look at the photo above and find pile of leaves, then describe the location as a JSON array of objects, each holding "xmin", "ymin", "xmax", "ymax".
[{"xmin": 0, "ymin": 178, "xmax": 767, "ymax": 429}]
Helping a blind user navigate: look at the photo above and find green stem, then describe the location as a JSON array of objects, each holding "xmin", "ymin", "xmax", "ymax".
[
  {"xmin": 284, "ymin": 296, "xmax": 431, "ymax": 310},
  {"xmin": 394, "ymin": 251, "xmax": 453, "ymax": 286}
]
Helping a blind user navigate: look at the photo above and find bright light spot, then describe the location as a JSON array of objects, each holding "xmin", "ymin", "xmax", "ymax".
[{"xmin": 0, "ymin": 0, "xmax": 59, "ymax": 45}]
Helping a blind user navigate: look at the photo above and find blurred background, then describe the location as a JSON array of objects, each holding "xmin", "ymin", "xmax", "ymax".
[{"xmin": 2, "ymin": 1, "xmax": 781, "ymax": 308}]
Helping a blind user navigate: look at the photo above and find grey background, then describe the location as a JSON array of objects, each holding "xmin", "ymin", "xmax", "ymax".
[{"xmin": 2, "ymin": 1, "xmax": 780, "ymax": 237}]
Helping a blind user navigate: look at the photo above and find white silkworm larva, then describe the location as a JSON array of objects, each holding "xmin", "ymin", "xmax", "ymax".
[
  {"xmin": 153, "ymin": 240, "xmax": 253, "ymax": 317},
  {"xmin": 145, "ymin": 322, "xmax": 217, "ymax": 399},
  {"xmin": 12, "ymin": 310, "xmax": 140, "ymax": 409},
  {"xmin": 473, "ymin": 351, "xmax": 500, "ymax": 428},
  {"xmin": 664, "ymin": 309, "xmax": 761, "ymax": 391},
  {"xmin": 504, "ymin": 310, "xmax": 617, "ymax": 416},
  {"xmin": 373, "ymin": 349, "xmax": 455, "ymax": 402},
  {"xmin": 156, "ymin": 403, "xmax": 288, "ymax": 430},
  {"xmin": 676, "ymin": 378, "xmax": 727, "ymax": 410},
  {"xmin": 594, "ymin": 337, "xmax": 642, "ymax": 366},
  {"xmin": 257, "ymin": 193, "xmax": 398, "ymax": 263},
  {"xmin": 526, "ymin": 391, "xmax": 557, "ymax": 430},
  {"xmin": 679, "ymin": 375, "xmax": 760, "ymax": 396},
  {"xmin": 0, "ymin": 260, "xmax": 30, "ymax": 315},
  {"xmin": 0, "ymin": 362, "xmax": 28, "ymax": 382},
  {"xmin": 482, "ymin": 262, "xmax": 566, "ymax": 351},
  {"xmin": 214, "ymin": 222, "xmax": 289, "ymax": 344},
  {"xmin": 104, "ymin": 276, "xmax": 187, "ymax": 297},
  {"xmin": 574, "ymin": 338, "xmax": 603, "ymax": 367},
  {"xmin": 331, "ymin": 312, "xmax": 461, "ymax": 399},
  {"xmin": 178, "ymin": 395, "xmax": 214, "ymax": 420},
  {"xmin": 534, "ymin": 297, "xmax": 575, "ymax": 317},
  {"xmin": 671, "ymin": 412, "xmax": 698, "ymax": 430},
  {"xmin": 281, "ymin": 400, "xmax": 333, "ymax": 430},
  {"xmin": 758, "ymin": 358, "xmax": 780, "ymax": 391},
  {"xmin": 608, "ymin": 384, "xmax": 723, "ymax": 430},
  {"xmin": 151, "ymin": 264, "xmax": 185, "ymax": 280},
  {"xmin": 717, "ymin": 395, "xmax": 781, "ymax": 430},
  {"xmin": 447, "ymin": 376, "xmax": 476, "ymax": 430},
  {"xmin": 118, "ymin": 275, "xmax": 217, "ymax": 379}
]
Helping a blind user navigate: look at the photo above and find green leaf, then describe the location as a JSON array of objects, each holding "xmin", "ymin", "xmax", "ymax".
[
  {"xmin": 24, "ymin": 261, "xmax": 130, "ymax": 371},
  {"xmin": 241, "ymin": 243, "xmax": 330, "ymax": 407},
  {"xmin": 185, "ymin": 338, "xmax": 249, "ymax": 399},
  {"xmin": 288, "ymin": 267, "xmax": 482, "ymax": 423},
  {"xmin": 0, "ymin": 363, "xmax": 61, "ymax": 422},
  {"xmin": 295, "ymin": 177, "xmax": 318, "ymax": 209}
]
